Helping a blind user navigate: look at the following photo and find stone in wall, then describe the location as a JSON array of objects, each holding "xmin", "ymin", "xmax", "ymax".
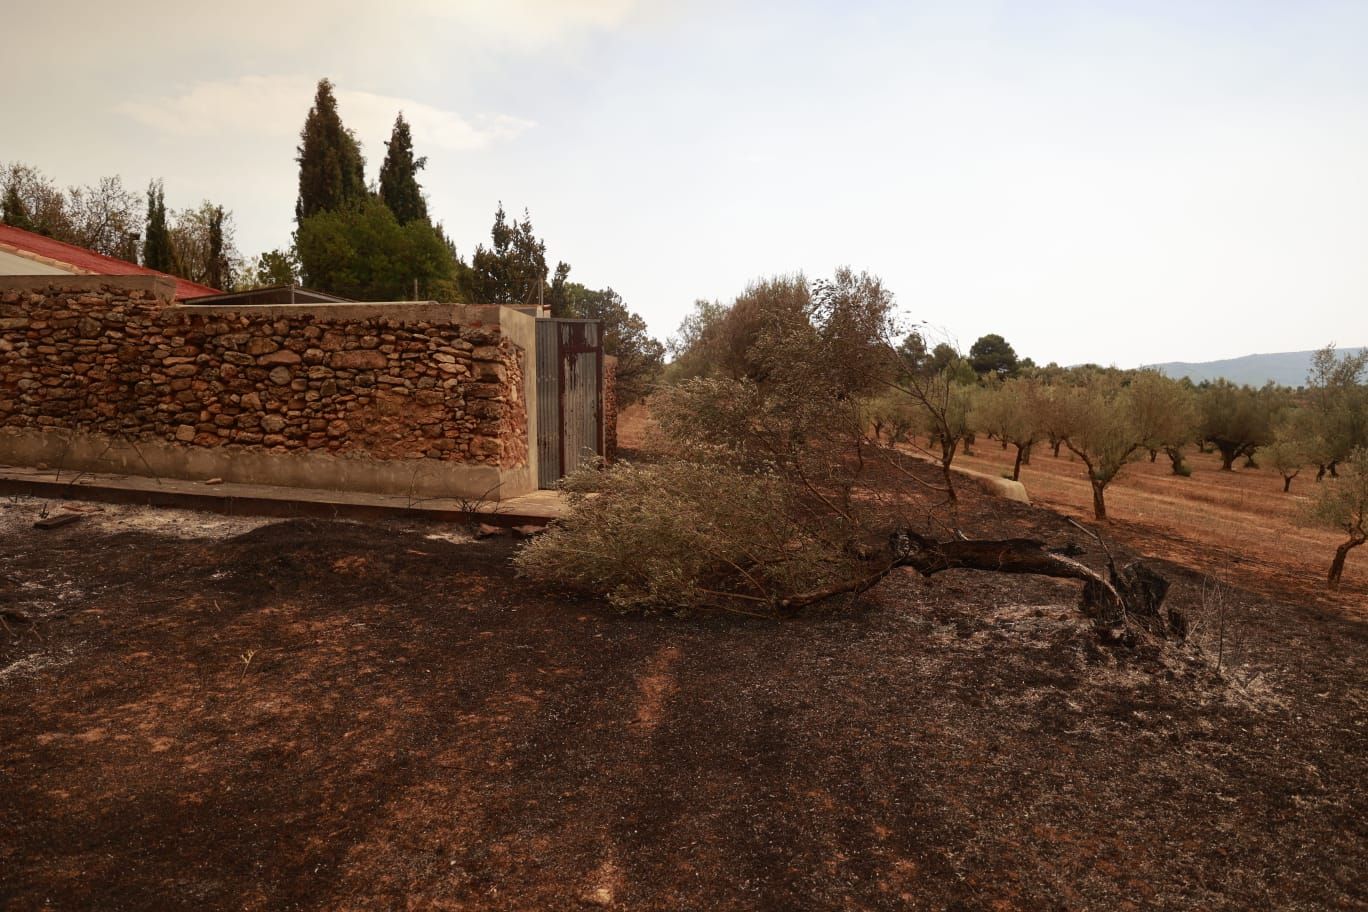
[{"xmin": 0, "ymin": 279, "xmax": 530, "ymax": 471}]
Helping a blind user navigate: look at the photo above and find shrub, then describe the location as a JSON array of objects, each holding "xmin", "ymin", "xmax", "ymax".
[{"xmin": 513, "ymin": 458, "xmax": 862, "ymax": 613}]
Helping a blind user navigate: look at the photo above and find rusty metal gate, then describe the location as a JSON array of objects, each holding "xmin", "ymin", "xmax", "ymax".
[{"xmin": 536, "ymin": 319, "xmax": 605, "ymax": 489}]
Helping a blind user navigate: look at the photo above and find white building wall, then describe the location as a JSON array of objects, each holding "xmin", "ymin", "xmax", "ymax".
[{"xmin": 0, "ymin": 249, "xmax": 74, "ymax": 276}]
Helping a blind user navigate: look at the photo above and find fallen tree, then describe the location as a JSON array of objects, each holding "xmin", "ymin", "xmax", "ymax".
[{"xmin": 516, "ymin": 270, "xmax": 1183, "ymax": 644}]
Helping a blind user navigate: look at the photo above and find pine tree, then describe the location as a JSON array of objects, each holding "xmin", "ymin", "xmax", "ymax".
[
  {"xmin": 465, "ymin": 204, "xmax": 549, "ymax": 306},
  {"xmin": 378, "ymin": 113, "xmax": 428, "ymax": 224},
  {"xmin": 1, "ymin": 180, "xmax": 35, "ymax": 231},
  {"xmin": 142, "ymin": 181, "xmax": 175, "ymax": 273},
  {"xmin": 295, "ymin": 78, "xmax": 367, "ymax": 223}
]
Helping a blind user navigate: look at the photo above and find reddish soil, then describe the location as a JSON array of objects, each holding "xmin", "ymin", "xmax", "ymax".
[
  {"xmin": 1, "ymin": 464, "xmax": 1365, "ymax": 910},
  {"xmin": 953, "ymin": 441, "xmax": 1368, "ymax": 610}
]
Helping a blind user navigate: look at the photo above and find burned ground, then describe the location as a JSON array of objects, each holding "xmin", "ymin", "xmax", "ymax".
[{"xmin": 1, "ymin": 477, "xmax": 1364, "ymax": 910}]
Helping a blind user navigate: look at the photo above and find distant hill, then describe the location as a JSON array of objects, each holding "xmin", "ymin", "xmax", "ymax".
[{"xmin": 1144, "ymin": 347, "xmax": 1367, "ymax": 388}]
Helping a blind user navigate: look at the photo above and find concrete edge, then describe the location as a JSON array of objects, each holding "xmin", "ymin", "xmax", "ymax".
[
  {"xmin": 0, "ymin": 474, "xmax": 557, "ymax": 528},
  {"xmin": 0, "ymin": 428, "xmax": 535, "ymax": 501}
]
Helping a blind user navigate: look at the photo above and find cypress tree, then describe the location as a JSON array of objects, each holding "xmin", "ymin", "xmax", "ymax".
[
  {"xmin": 378, "ymin": 112, "xmax": 428, "ymax": 224},
  {"xmin": 142, "ymin": 181, "xmax": 175, "ymax": 273},
  {"xmin": 207, "ymin": 205, "xmax": 228, "ymax": 290},
  {"xmin": 295, "ymin": 78, "xmax": 367, "ymax": 223}
]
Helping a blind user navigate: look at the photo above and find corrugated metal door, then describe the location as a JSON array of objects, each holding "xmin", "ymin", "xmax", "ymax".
[{"xmin": 536, "ymin": 319, "xmax": 604, "ymax": 488}]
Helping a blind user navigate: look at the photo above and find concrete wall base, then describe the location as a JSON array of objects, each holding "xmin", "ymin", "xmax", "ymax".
[{"xmin": 0, "ymin": 428, "xmax": 534, "ymax": 501}]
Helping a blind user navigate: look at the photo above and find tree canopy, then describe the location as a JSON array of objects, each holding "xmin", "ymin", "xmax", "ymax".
[
  {"xmin": 461, "ymin": 204, "xmax": 549, "ymax": 307},
  {"xmin": 968, "ymin": 333, "xmax": 1019, "ymax": 378},
  {"xmin": 295, "ymin": 78, "xmax": 367, "ymax": 223},
  {"xmin": 296, "ymin": 196, "xmax": 458, "ymax": 301},
  {"xmin": 141, "ymin": 181, "xmax": 175, "ymax": 274},
  {"xmin": 378, "ymin": 113, "xmax": 428, "ymax": 225}
]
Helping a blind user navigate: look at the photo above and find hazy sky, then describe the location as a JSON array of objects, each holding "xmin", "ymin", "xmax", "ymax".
[{"xmin": 6, "ymin": 0, "xmax": 1366, "ymax": 366}]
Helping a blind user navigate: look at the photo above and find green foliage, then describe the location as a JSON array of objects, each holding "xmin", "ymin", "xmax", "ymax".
[
  {"xmin": 1056, "ymin": 377, "xmax": 1160, "ymax": 518},
  {"xmin": 1, "ymin": 164, "xmax": 68, "ymax": 238},
  {"xmin": 546, "ymin": 261, "xmax": 573, "ymax": 317},
  {"xmin": 378, "ymin": 113, "xmax": 429, "ymax": 225},
  {"xmin": 1308, "ymin": 447, "xmax": 1368, "ymax": 535},
  {"xmin": 462, "ymin": 203, "xmax": 549, "ymax": 306},
  {"xmin": 973, "ymin": 378, "xmax": 1043, "ymax": 448},
  {"xmin": 296, "ymin": 196, "xmax": 459, "ymax": 300},
  {"xmin": 513, "ymin": 458, "xmax": 859, "ymax": 613},
  {"xmin": 866, "ymin": 390, "xmax": 918, "ymax": 444},
  {"xmin": 896, "ymin": 331, "xmax": 928, "ymax": 374},
  {"xmin": 1128, "ymin": 371, "xmax": 1198, "ymax": 453},
  {"xmin": 968, "ymin": 333, "xmax": 1019, "ymax": 378},
  {"xmin": 1198, "ymin": 380, "xmax": 1281, "ymax": 470},
  {"xmin": 1, "ymin": 180, "xmax": 33, "ymax": 231},
  {"xmin": 1304, "ymin": 343, "xmax": 1368, "ymax": 468},
  {"xmin": 141, "ymin": 181, "xmax": 175, "ymax": 273},
  {"xmin": 1305, "ymin": 446, "xmax": 1368, "ymax": 588},
  {"xmin": 664, "ymin": 298, "xmax": 728, "ymax": 382},
  {"xmin": 972, "ymin": 378, "xmax": 1047, "ymax": 478},
  {"xmin": 251, "ymin": 249, "xmax": 301, "ymax": 288},
  {"xmin": 1263, "ymin": 433, "xmax": 1308, "ymax": 489},
  {"xmin": 715, "ymin": 274, "xmax": 812, "ymax": 382},
  {"xmin": 295, "ymin": 78, "xmax": 367, "ymax": 223}
]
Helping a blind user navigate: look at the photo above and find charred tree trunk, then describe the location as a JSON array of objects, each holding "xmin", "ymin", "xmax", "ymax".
[
  {"xmin": 891, "ymin": 527, "xmax": 1181, "ymax": 642},
  {"xmin": 940, "ymin": 440, "xmax": 958, "ymax": 503},
  {"xmin": 1327, "ymin": 535, "xmax": 1365, "ymax": 590},
  {"xmin": 1012, "ymin": 444, "xmax": 1025, "ymax": 481},
  {"xmin": 787, "ymin": 529, "xmax": 1182, "ymax": 643}
]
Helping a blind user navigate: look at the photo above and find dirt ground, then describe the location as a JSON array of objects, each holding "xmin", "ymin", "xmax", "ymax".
[
  {"xmin": 951, "ymin": 440, "xmax": 1368, "ymax": 609},
  {"xmin": 2, "ymin": 457, "xmax": 1366, "ymax": 910}
]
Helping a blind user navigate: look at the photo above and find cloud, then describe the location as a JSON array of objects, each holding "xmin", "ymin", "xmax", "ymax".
[
  {"xmin": 118, "ymin": 76, "xmax": 533, "ymax": 151},
  {"xmin": 416, "ymin": 0, "xmax": 641, "ymax": 50}
]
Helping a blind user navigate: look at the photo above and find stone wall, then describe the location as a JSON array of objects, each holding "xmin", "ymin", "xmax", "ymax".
[{"xmin": 0, "ymin": 276, "xmax": 538, "ymax": 498}]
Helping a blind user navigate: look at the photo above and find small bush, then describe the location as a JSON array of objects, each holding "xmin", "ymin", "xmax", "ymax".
[{"xmin": 513, "ymin": 458, "xmax": 863, "ymax": 613}]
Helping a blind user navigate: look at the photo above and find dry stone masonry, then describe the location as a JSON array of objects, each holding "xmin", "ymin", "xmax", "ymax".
[{"xmin": 0, "ymin": 277, "xmax": 534, "ymax": 496}]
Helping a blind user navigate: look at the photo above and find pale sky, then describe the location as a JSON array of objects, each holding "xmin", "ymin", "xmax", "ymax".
[{"xmin": 6, "ymin": 0, "xmax": 1366, "ymax": 366}]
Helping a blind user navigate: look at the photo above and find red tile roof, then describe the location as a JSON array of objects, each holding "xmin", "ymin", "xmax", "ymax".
[{"xmin": 0, "ymin": 223, "xmax": 222, "ymax": 301}]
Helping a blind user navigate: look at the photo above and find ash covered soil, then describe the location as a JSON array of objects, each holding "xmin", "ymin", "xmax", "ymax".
[{"xmin": 0, "ymin": 479, "xmax": 1364, "ymax": 911}]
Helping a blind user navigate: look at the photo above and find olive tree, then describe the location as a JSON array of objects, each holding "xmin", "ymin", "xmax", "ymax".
[
  {"xmin": 973, "ymin": 378, "xmax": 1044, "ymax": 481},
  {"xmin": 1199, "ymin": 380, "xmax": 1279, "ymax": 471},
  {"xmin": 1129, "ymin": 372, "xmax": 1198, "ymax": 476},
  {"xmin": 1305, "ymin": 344, "xmax": 1368, "ymax": 480},
  {"xmin": 1060, "ymin": 375, "xmax": 1170, "ymax": 520},
  {"xmin": 1307, "ymin": 447, "xmax": 1368, "ymax": 590}
]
